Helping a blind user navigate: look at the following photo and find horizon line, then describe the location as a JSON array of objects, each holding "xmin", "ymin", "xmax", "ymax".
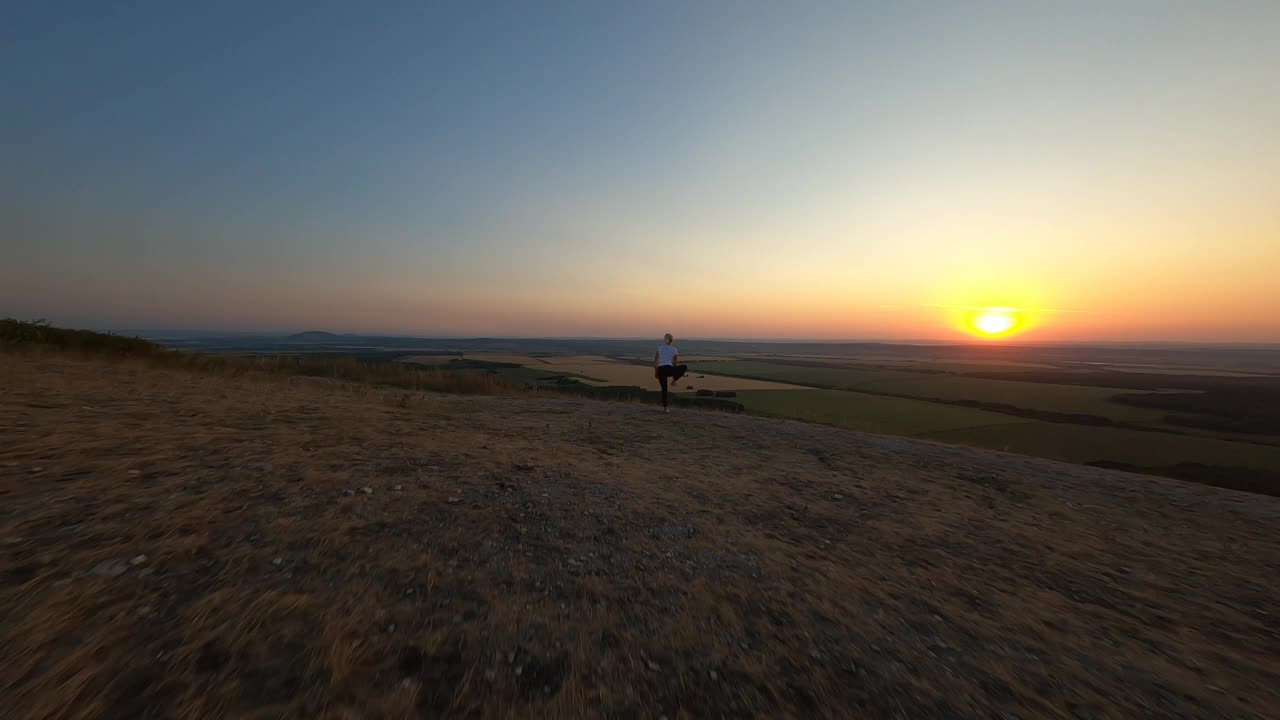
[{"xmin": 127, "ymin": 329, "xmax": 1280, "ymax": 348}]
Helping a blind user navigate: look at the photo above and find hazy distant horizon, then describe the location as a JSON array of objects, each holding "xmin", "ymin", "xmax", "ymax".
[
  {"xmin": 50, "ymin": 323, "xmax": 1275, "ymax": 350},
  {"xmin": 4, "ymin": 2, "xmax": 1278, "ymax": 343}
]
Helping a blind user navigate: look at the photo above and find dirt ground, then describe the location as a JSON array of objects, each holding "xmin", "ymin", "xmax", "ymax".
[{"xmin": 2, "ymin": 351, "xmax": 1278, "ymax": 719}]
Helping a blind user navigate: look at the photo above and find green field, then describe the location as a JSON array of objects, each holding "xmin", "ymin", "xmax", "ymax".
[
  {"xmin": 693, "ymin": 360, "xmax": 1178, "ymax": 428},
  {"xmin": 921, "ymin": 422, "xmax": 1280, "ymax": 472},
  {"xmin": 855, "ymin": 374, "xmax": 1174, "ymax": 426},
  {"xmin": 689, "ymin": 361, "xmax": 914, "ymax": 389},
  {"xmin": 734, "ymin": 389, "xmax": 1029, "ymax": 437},
  {"xmin": 479, "ymin": 354, "xmax": 1278, "ymax": 489}
]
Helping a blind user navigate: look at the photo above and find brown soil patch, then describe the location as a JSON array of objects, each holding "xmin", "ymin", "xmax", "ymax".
[{"xmin": 2, "ymin": 352, "xmax": 1278, "ymax": 718}]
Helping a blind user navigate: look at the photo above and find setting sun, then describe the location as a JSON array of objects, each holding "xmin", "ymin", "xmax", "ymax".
[{"xmin": 970, "ymin": 308, "xmax": 1018, "ymax": 338}]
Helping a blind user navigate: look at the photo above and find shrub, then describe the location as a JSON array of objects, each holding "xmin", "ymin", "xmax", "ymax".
[{"xmin": 1, "ymin": 318, "xmax": 162, "ymax": 356}]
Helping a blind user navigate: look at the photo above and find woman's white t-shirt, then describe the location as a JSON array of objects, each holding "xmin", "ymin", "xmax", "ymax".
[{"xmin": 657, "ymin": 344, "xmax": 679, "ymax": 367}]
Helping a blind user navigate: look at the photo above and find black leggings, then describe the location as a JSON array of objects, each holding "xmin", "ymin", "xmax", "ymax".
[{"xmin": 656, "ymin": 364, "xmax": 688, "ymax": 407}]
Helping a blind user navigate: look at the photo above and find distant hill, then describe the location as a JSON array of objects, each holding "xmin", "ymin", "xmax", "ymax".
[{"xmin": 285, "ymin": 330, "xmax": 342, "ymax": 342}]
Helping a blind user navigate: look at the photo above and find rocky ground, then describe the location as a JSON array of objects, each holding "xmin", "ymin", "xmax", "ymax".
[{"xmin": 2, "ymin": 351, "xmax": 1278, "ymax": 719}]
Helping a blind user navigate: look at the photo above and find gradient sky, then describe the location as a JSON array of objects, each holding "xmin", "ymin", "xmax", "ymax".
[{"xmin": 3, "ymin": 1, "xmax": 1277, "ymax": 341}]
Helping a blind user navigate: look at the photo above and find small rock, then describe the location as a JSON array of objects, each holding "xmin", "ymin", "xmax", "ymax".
[
  {"xmin": 272, "ymin": 557, "xmax": 283, "ymax": 566},
  {"xmin": 29, "ymin": 467, "xmax": 43, "ymax": 474},
  {"xmin": 810, "ymin": 649, "xmax": 822, "ymax": 659},
  {"xmin": 137, "ymin": 606, "xmax": 153, "ymax": 616},
  {"xmin": 360, "ymin": 486, "xmax": 374, "ymax": 495},
  {"xmin": 833, "ymin": 493, "xmax": 843, "ymax": 500},
  {"xmin": 343, "ymin": 489, "xmax": 354, "ymax": 497},
  {"xmin": 515, "ymin": 665, "xmax": 524, "ymax": 676},
  {"xmin": 647, "ymin": 660, "xmax": 660, "ymax": 672},
  {"xmin": 128, "ymin": 470, "xmax": 141, "ymax": 477},
  {"xmin": 392, "ymin": 484, "xmax": 403, "ymax": 491},
  {"xmin": 508, "ymin": 650, "xmax": 517, "ymax": 664},
  {"xmin": 90, "ymin": 560, "xmax": 129, "ymax": 577},
  {"xmin": 400, "ymin": 677, "xmax": 414, "ymax": 689},
  {"xmin": 129, "ymin": 554, "xmax": 148, "ymax": 566},
  {"xmin": 709, "ymin": 670, "xmax": 718, "ymax": 681},
  {"xmin": 447, "ymin": 496, "xmax": 460, "ymax": 504}
]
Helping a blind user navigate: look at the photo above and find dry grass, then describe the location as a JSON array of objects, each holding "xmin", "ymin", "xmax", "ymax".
[
  {"xmin": 398, "ymin": 355, "xmax": 463, "ymax": 366},
  {"xmin": 3, "ymin": 351, "xmax": 1279, "ymax": 719},
  {"xmin": 0, "ymin": 318, "xmax": 501, "ymax": 397}
]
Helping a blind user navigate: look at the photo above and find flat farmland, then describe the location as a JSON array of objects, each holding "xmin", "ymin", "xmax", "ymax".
[
  {"xmin": 922, "ymin": 421, "xmax": 1280, "ymax": 472},
  {"xmin": 855, "ymin": 374, "xmax": 1175, "ymax": 426},
  {"xmin": 689, "ymin": 361, "xmax": 913, "ymax": 389},
  {"xmin": 398, "ymin": 354, "xmax": 461, "ymax": 365},
  {"xmin": 693, "ymin": 361, "xmax": 1177, "ymax": 428},
  {"xmin": 734, "ymin": 389, "xmax": 1029, "ymax": 437},
  {"xmin": 430, "ymin": 353, "xmax": 808, "ymax": 392},
  {"xmin": 541, "ymin": 359, "xmax": 812, "ymax": 392},
  {"xmin": 738, "ymin": 354, "xmax": 1059, "ymax": 372},
  {"xmin": 461, "ymin": 353, "xmax": 556, "ymax": 365}
]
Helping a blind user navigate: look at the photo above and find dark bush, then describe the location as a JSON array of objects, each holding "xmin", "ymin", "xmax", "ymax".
[{"xmin": 1, "ymin": 318, "xmax": 162, "ymax": 356}]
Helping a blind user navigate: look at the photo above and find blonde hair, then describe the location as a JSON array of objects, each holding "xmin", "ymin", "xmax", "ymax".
[{"xmin": 663, "ymin": 333, "xmax": 674, "ymax": 344}]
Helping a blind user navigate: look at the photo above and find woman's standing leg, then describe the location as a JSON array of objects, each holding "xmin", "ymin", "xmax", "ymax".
[{"xmin": 658, "ymin": 368, "xmax": 669, "ymax": 408}]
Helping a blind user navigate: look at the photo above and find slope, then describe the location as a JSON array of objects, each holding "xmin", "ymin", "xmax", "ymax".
[{"xmin": 2, "ymin": 352, "xmax": 1277, "ymax": 718}]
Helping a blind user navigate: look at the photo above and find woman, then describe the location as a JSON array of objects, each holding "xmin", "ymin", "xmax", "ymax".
[{"xmin": 653, "ymin": 333, "xmax": 688, "ymax": 412}]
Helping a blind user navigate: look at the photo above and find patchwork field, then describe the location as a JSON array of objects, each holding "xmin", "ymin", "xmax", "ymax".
[
  {"xmin": 854, "ymin": 374, "xmax": 1175, "ymax": 426},
  {"xmin": 693, "ymin": 361, "xmax": 1198, "ymax": 428},
  {"xmin": 469, "ymin": 355, "xmax": 814, "ymax": 393},
  {"xmin": 398, "ymin": 354, "xmax": 461, "ymax": 365},
  {"xmin": 388, "ymin": 349, "xmax": 1278, "ymax": 494},
  {"xmin": 687, "ymin": 361, "xmax": 913, "ymax": 390},
  {"xmin": 734, "ymin": 390, "xmax": 1028, "ymax": 437},
  {"xmin": 922, "ymin": 422, "xmax": 1280, "ymax": 471}
]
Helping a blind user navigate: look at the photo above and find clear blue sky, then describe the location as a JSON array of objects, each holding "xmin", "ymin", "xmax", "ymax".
[{"xmin": 3, "ymin": 1, "xmax": 1277, "ymax": 340}]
